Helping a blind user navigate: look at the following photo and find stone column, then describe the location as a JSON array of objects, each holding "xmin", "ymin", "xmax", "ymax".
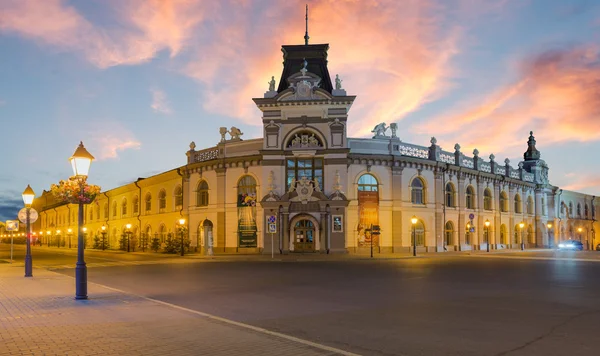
[
  {"xmin": 392, "ymin": 166, "xmax": 404, "ymax": 252},
  {"xmin": 535, "ymin": 188, "xmax": 546, "ymax": 247},
  {"xmin": 457, "ymin": 173, "xmax": 465, "ymax": 251},
  {"xmin": 434, "ymin": 169, "xmax": 444, "ymax": 252},
  {"xmin": 282, "ymin": 212, "xmax": 289, "ymax": 254},
  {"xmin": 215, "ymin": 167, "xmax": 227, "ymax": 253}
]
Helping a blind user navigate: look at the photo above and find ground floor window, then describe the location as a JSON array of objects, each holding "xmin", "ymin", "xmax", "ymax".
[
  {"xmin": 415, "ymin": 221, "xmax": 425, "ymax": 246},
  {"xmin": 445, "ymin": 222, "xmax": 454, "ymax": 246}
]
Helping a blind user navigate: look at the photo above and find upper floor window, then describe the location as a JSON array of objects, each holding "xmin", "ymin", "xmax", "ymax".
[
  {"xmin": 358, "ymin": 174, "xmax": 378, "ymax": 192},
  {"xmin": 133, "ymin": 196, "xmax": 139, "ymax": 214},
  {"xmin": 527, "ymin": 196, "xmax": 534, "ymax": 215},
  {"xmin": 585, "ymin": 204, "xmax": 589, "ymax": 218},
  {"xmin": 515, "ymin": 194, "xmax": 522, "ymax": 214},
  {"xmin": 286, "ymin": 158, "xmax": 323, "ymax": 191},
  {"xmin": 197, "ymin": 181, "xmax": 209, "ymax": 207},
  {"xmin": 569, "ymin": 202, "xmax": 573, "ymax": 216},
  {"xmin": 112, "ymin": 201, "xmax": 117, "ymax": 217},
  {"xmin": 500, "ymin": 191, "xmax": 508, "ymax": 212},
  {"xmin": 577, "ymin": 203, "xmax": 581, "ymax": 217},
  {"xmin": 145, "ymin": 193, "xmax": 152, "ymax": 212},
  {"xmin": 96, "ymin": 204, "xmax": 100, "ymax": 219},
  {"xmin": 542, "ymin": 197, "xmax": 546, "ymax": 216},
  {"xmin": 466, "ymin": 186, "xmax": 475, "ymax": 209},
  {"xmin": 104, "ymin": 203, "xmax": 109, "ymax": 219},
  {"xmin": 174, "ymin": 185, "xmax": 183, "ymax": 208},
  {"xmin": 445, "ymin": 183, "xmax": 455, "ymax": 207},
  {"xmin": 410, "ymin": 178, "xmax": 425, "ymax": 205},
  {"xmin": 121, "ymin": 199, "xmax": 128, "ymax": 216},
  {"xmin": 159, "ymin": 190, "xmax": 167, "ymax": 210},
  {"xmin": 483, "ymin": 189, "xmax": 492, "ymax": 211}
]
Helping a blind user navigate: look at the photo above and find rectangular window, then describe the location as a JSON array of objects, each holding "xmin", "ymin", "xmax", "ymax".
[{"xmin": 286, "ymin": 158, "xmax": 324, "ymax": 191}]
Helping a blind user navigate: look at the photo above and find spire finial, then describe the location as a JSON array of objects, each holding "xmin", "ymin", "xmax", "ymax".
[{"xmin": 304, "ymin": 4, "xmax": 309, "ymax": 45}]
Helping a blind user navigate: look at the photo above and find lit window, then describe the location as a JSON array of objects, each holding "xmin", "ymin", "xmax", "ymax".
[{"xmin": 411, "ymin": 178, "xmax": 425, "ymax": 205}]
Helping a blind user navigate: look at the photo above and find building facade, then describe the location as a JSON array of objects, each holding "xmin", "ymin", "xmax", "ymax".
[{"xmin": 33, "ymin": 41, "xmax": 599, "ymax": 254}]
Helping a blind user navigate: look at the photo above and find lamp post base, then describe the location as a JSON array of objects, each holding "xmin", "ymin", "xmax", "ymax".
[
  {"xmin": 24, "ymin": 255, "xmax": 33, "ymax": 277},
  {"xmin": 75, "ymin": 262, "xmax": 88, "ymax": 300}
]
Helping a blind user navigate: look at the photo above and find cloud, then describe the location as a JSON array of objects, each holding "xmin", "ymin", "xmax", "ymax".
[
  {"xmin": 150, "ymin": 88, "xmax": 173, "ymax": 115},
  {"xmin": 561, "ymin": 176, "xmax": 600, "ymax": 194},
  {"xmin": 0, "ymin": 0, "xmax": 205, "ymax": 68},
  {"xmin": 77, "ymin": 120, "xmax": 141, "ymax": 160},
  {"xmin": 417, "ymin": 45, "xmax": 600, "ymax": 156},
  {"xmin": 0, "ymin": 99, "xmax": 5, "ymax": 106}
]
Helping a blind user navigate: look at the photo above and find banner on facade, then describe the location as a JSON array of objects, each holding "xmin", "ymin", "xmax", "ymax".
[
  {"xmin": 239, "ymin": 231, "xmax": 257, "ymax": 248},
  {"xmin": 357, "ymin": 191, "xmax": 379, "ymax": 247}
]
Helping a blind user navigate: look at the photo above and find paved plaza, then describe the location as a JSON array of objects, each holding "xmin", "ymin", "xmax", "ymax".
[{"xmin": 2, "ymin": 245, "xmax": 600, "ymax": 355}]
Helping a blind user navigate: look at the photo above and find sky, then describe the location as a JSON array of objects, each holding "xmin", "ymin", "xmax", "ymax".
[{"xmin": 1, "ymin": 0, "xmax": 600, "ymax": 221}]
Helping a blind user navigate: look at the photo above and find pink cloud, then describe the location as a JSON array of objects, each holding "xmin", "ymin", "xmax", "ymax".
[
  {"xmin": 150, "ymin": 88, "xmax": 173, "ymax": 115},
  {"xmin": 417, "ymin": 45, "xmax": 600, "ymax": 156},
  {"xmin": 561, "ymin": 176, "xmax": 600, "ymax": 194}
]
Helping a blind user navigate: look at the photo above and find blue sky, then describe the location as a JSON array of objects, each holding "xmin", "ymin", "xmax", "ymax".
[{"xmin": 1, "ymin": 0, "xmax": 600, "ymax": 221}]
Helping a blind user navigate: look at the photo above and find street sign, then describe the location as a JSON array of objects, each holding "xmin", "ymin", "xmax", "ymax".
[
  {"xmin": 5, "ymin": 220, "xmax": 19, "ymax": 231},
  {"xmin": 268, "ymin": 223, "xmax": 277, "ymax": 233},
  {"xmin": 469, "ymin": 213, "xmax": 475, "ymax": 220},
  {"xmin": 268, "ymin": 215, "xmax": 277, "ymax": 224},
  {"xmin": 18, "ymin": 208, "xmax": 38, "ymax": 224}
]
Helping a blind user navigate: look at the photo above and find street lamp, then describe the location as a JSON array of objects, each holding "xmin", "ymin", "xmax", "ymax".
[
  {"xmin": 70, "ymin": 141, "xmax": 94, "ymax": 300},
  {"xmin": 411, "ymin": 216, "xmax": 418, "ymax": 257},
  {"xmin": 67, "ymin": 228, "xmax": 72, "ymax": 248},
  {"xmin": 178, "ymin": 218, "xmax": 186, "ymax": 256},
  {"xmin": 22, "ymin": 185, "xmax": 35, "ymax": 277},
  {"xmin": 82, "ymin": 227, "xmax": 88, "ymax": 249},
  {"xmin": 485, "ymin": 219, "xmax": 491, "ymax": 252},
  {"xmin": 126, "ymin": 223, "xmax": 132, "ymax": 252},
  {"xmin": 46, "ymin": 230, "xmax": 51, "ymax": 247},
  {"xmin": 56, "ymin": 230, "xmax": 61, "ymax": 248},
  {"xmin": 519, "ymin": 222, "xmax": 525, "ymax": 250},
  {"xmin": 101, "ymin": 225, "xmax": 107, "ymax": 251},
  {"xmin": 547, "ymin": 223, "xmax": 553, "ymax": 248}
]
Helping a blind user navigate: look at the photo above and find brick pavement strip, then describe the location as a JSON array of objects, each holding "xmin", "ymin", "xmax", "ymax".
[{"xmin": 0, "ymin": 265, "xmax": 353, "ymax": 356}]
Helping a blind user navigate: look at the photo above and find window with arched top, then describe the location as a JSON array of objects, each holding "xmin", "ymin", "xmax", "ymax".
[
  {"xmin": 145, "ymin": 193, "xmax": 152, "ymax": 213},
  {"xmin": 500, "ymin": 191, "xmax": 508, "ymax": 212},
  {"xmin": 445, "ymin": 183, "xmax": 455, "ymax": 207},
  {"xmin": 514, "ymin": 224, "xmax": 521, "ymax": 244},
  {"xmin": 358, "ymin": 174, "xmax": 378, "ymax": 192},
  {"xmin": 527, "ymin": 225, "xmax": 534, "ymax": 244},
  {"xmin": 514, "ymin": 194, "xmax": 522, "ymax": 214},
  {"xmin": 465, "ymin": 223, "xmax": 472, "ymax": 245},
  {"xmin": 466, "ymin": 186, "xmax": 475, "ymax": 209},
  {"xmin": 121, "ymin": 199, "xmax": 128, "ymax": 216},
  {"xmin": 357, "ymin": 174, "xmax": 380, "ymax": 248},
  {"xmin": 414, "ymin": 220, "xmax": 425, "ymax": 246},
  {"xmin": 410, "ymin": 178, "xmax": 425, "ymax": 205},
  {"xmin": 96, "ymin": 203, "xmax": 100, "ymax": 219},
  {"xmin": 133, "ymin": 196, "xmax": 139, "ymax": 214},
  {"xmin": 237, "ymin": 176, "xmax": 257, "ymax": 248},
  {"xmin": 197, "ymin": 181, "xmax": 209, "ymax": 207},
  {"xmin": 500, "ymin": 224, "xmax": 507, "ymax": 245},
  {"xmin": 89, "ymin": 207, "xmax": 93, "ymax": 222},
  {"xmin": 483, "ymin": 189, "xmax": 492, "ymax": 211},
  {"xmin": 445, "ymin": 221, "xmax": 454, "ymax": 246},
  {"xmin": 542, "ymin": 197, "xmax": 546, "ymax": 215},
  {"xmin": 592, "ymin": 205, "xmax": 596, "ymax": 219},
  {"xmin": 159, "ymin": 224, "xmax": 167, "ymax": 243},
  {"xmin": 585, "ymin": 204, "xmax": 589, "ymax": 218},
  {"xmin": 569, "ymin": 202, "xmax": 573, "ymax": 216},
  {"xmin": 174, "ymin": 186, "xmax": 183, "ymax": 208},
  {"xmin": 112, "ymin": 201, "xmax": 117, "ymax": 217},
  {"xmin": 158, "ymin": 190, "xmax": 167, "ymax": 210},
  {"xmin": 577, "ymin": 203, "xmax": 581, "ymax": 217},
  {"xmin": 104, "ymin": 203, "xmax": 109, "ymax": 219},
  {"xmin": 561, "ymin": 203, "xmax": 565, "ymax": 215},
  {"xmin": 527, "ymin": 196, "xmax": 534, "ymax": 215}
]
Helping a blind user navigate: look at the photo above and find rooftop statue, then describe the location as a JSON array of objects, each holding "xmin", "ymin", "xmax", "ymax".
[
  {"xmin": 229, "ymin": 127, "xmax": 243, "ymax": 140},
  {"xmin": 268, "ymin": 76, "xmax": 276, "ymax": 92},
  {"xmin": 371, "ymin": 122, "xmax": 388, "ymax": 138},
  {"xmin": 335, "ymin": 74, "xmax": 343, "ymax": 90}
]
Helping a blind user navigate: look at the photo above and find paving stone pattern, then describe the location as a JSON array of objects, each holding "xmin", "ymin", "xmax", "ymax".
[{"xmin": 0, "ymin": 266, "xmax": 339, "ymax": 356}]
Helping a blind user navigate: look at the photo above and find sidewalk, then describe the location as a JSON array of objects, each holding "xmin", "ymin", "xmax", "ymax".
[{"xmin": 0, "ymin": 265, "xmax": 353, "ymax": 356}]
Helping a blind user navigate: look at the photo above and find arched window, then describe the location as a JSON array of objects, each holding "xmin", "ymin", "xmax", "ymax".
[
  {"xmin": 500, "ymin": 224, "xmax": 507, "ymax": 245},
  {"xmin": 358, "ymin": 174, "xmax": 378, "ymax": 192},
  {"xmin": 112, "ymin": 201, "xmax": 117, "ymax": 218},
  {"xmin": 414, "ymin": 220, "xmax": 425, "ymax": 246},
  {"xmin": 133, "ymin": 196, "xmax": 139, "ymax": 214},
  {"xmin": 561, "ymin": 203, "xmax": 565, "ymax": 215},
  {"xmin": 96, "ymin": 203, "xmax": 100, "ymax": 219},
  {"xmin": 500, "ymin": 191, "xmax": 508, "ymax": 212},
  {"xmin": 237, "ymin": 176, "xmax": 257, "ymax": 248},
  {"xmin": 89, "ymin": 207, "xmax": 93, "ymax": 222},
  {"xmin": 445, "ymin": 183, "xmax": 455, "ymax": 208},
  {"xmin": 466, "ymin": 186, "xmax": 475, "ymax": 209},
  {"xmin": 104, "ymin": 203, "xmax": 109, "ymax": 219},
  {"xmin": 158, "ymin": 190, "xmax": 167, "ymax": 211},
  {"xmin": 196, "ymin": 181, "xmax": 209, "ymax": 207},
  {"xmin": 159, "ymin": 224, "xmax": 167, "ymax": 243},
  {"xmin": 411, "ymin": 178, "xmax": 425, "ymax": 205},
  {"xmin": 465, "ymin": 223, "xmax": 472, "ymax": 245},
  {"xmin": 514, "ymin": 224, "xmax": 521, "ymax": 244},
  {"xmin": 569, "ymin": 202, "xmax": 573, "ymax": 216},
  {"xmin": 585, "ymin": 204, "xmax": 589, "ymax": 218},
  {"xmin": 358, "ymin": 174, "xmax": 379, "ymax": 248},
  {"xmin": 174, "ymin": 185, "xmax": 183, "ymax": 208},
  {"xmin": 541, "ymin": 197, "xmax": 546, "ymax": 215},
  {"xmin": 483, "ymin": 188, "xmax": 492, "ymax": 211},
  {"xmin": 527, "ymin": 196, "xmax": 534, "ymax": 215},
  {"xmin": 577, "ymin": 203, "xmax": 581, "ymax": 217},
  {"xmin": 445, "ymin": 221, "xmax": 454, "ymax": 246},
  {"xmin": 121, "ymin": 199, "xmax": 127, "ymax": 216},
  {"xmin": 514, "ymin": 194, "xmax": 522, "ymax": 214},
  {"xmin": 593, "ymin": 205, "xmax": 596, "ymax": 219},
  {"xmin": 527, "ymin": 225, "xmax": 534, "ymax": 244},
  {"xmin": 145, "ymin": 193, "xmax": 152, "ymax": 213}
]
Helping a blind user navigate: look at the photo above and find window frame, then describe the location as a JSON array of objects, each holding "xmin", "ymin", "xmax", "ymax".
[
  {"xmin": 197, "ymin": 181, "xmax": 209, "ymax": 207},
  {"xmin": 411, "ymin": 178, "xmax": 425, "ymax": 205},
  {"xmin": 483, "ymin": 189, "xmax": 492, "ymax": 211},
  {"xmin": 286, "ymin": 157, "xmax": 324, "ymax": 191},
  {"xmin": 466, "ymin": 186, "xmax": 475, "ymax": 209}
]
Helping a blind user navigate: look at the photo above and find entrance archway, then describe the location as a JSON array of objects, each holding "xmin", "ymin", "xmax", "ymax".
[
  {"xmin": 289, "ymin": 214, "xmax": 320, "ymax": 253},
  {"xmin": 198, "ymin": 220, "xmax": 214, "ymax": 255}
]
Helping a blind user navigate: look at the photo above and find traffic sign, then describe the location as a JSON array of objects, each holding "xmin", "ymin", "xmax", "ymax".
[
  {"xmin": 18, "ymin": 208, "xmax": 38, "ymax": 224},
  {"xmin": 268, "ymin": 215, "xmax": 277, "ymax": 223},
  {"xmin": 469, "ymin": 213, "xmax": 475, "ymax": 220},
  {"xmin": 268, "ymin": 223, "xmax": 277, "ymax": 233},
  {"xmin": 5, "ymin": 220, "xmax": 19, "ymax": 231}
]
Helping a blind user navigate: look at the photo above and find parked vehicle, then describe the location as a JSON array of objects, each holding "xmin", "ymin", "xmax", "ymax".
[{"xmin": 558, "ymin": 240, "xmax": 584, "ymax": 251}]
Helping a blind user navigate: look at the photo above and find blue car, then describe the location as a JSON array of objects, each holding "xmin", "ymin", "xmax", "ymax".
[{"xmin": 558, "ymin": 240, "xmax": 584, "ymax": 251}]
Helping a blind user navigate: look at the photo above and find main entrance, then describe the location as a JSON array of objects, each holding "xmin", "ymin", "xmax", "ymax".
[{"xmin": 294, "ymin": 220, "xmax": 315, "ymax": 252}]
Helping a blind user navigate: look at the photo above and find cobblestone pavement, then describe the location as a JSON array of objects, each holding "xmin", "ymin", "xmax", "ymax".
[{"xmin": 0, "ymin": 265, "xmax": 356, "ymax": 356}]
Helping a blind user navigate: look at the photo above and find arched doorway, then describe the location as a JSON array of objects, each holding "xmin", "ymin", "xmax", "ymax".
[
  {"xmin": 198, "ymin": 220, "xmax": 214, "ymax": 255},
  {"xmin": 289, "ymin": 214, "xmax": 320, "ymax": 253}
]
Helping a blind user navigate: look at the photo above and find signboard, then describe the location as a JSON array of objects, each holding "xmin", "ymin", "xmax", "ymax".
[
  {"xmin": 332, "ymin": 215, "xmax": 343, "ymax": 233},
  {"xmin": 238, "ymin": 231, "xmax": 257, "ymax": 248},
  {"xmin": 267, "ymin": 215, "xmax": 277, "ymax": 233},
  {"xmin": 268, "ymin": 215, "xmax": 277, "ymax": 224},
  {"xmin": 18, "ymin": 208, "xmax": 38, "ymax": 224},
  {"xmin": 5, "ymin": 220, "xmax": 19, "ymax": 231},
  {"xmin": 469, "ymin": 213, "xmax": 475, "ymax": 220},
  {"xmin": 268, "ymin": 223, "xmax": 277, "ymax": 233}
]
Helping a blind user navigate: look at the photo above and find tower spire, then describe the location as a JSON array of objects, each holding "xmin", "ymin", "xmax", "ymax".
[{"xmin": 304, "ymin": 4, "xmax": 309, "ymax": 45}]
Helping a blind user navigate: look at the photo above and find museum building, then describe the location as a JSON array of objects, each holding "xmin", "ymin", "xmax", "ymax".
[{"xmin": 32, "ymin": 39, "xmax": 599, "ymax": 254}]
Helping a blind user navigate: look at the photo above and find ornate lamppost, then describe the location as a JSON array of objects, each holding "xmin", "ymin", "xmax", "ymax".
[
  {"xmin": 519, "ymin": 222, "xmax": 525, "ymax": 250},
  {"xmin": 411, "ymin": 216, "xmax": 418, "ymax": 257},
  {"xmin": 126, "ymin": 223, "xmax": 132, "ymax": 252},
  {"xmin": 22, "ymin": 185, "xmax": 35, "ymax": 277},
  {"xmin": 101, "ymin": 225, "xmax": 107, "ymax": 250},
  {"xmin": 178, "ymin": 218, "xmax": 186, "ymax": 256},
  {"xmin": 70, "ymin": 141, "xmax": 95, "ymax": 300},
  {"xmin": 485, "ymin": 219, "xmax": 491, "ymax": 252}
]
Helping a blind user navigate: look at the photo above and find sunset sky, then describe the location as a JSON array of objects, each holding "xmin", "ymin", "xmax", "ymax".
[{"xmin": 1, "ymin": 0, "xmax": 600, "ymax": 221}]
